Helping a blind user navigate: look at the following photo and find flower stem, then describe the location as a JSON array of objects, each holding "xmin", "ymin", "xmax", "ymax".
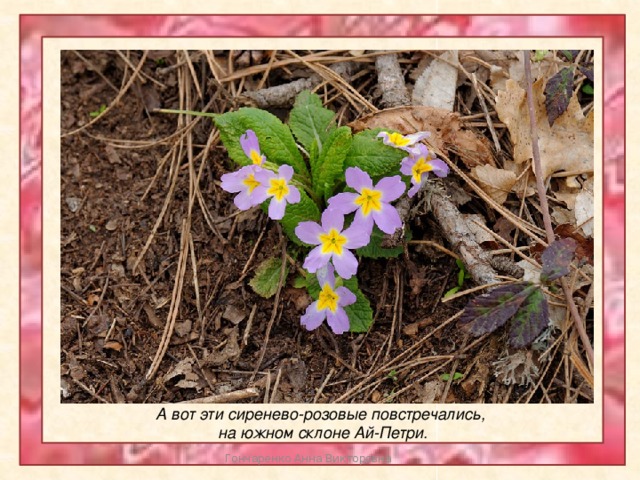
[
  {"xmin": 522, "ymin": 51, "xmax": 594, "ymax": 368},
  {"xmin": 155, "ymin": 108, "xmax": 217, "ymax": 119}
]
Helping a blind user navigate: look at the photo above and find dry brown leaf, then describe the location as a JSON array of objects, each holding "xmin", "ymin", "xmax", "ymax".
[
  {"xmin": 350, "ymin": 106, "xmax": 494, "ymax": 168},
  {"xmin": 495, "ymin": 78, "xmax": 593, "ymax": 187},
  {"xmin": 574, "ymin": 177, "xmax": 594, "ymax": 238},
  {"xmin": 471, "ymin": 164, "xmax": 517, "ymax": 204}
]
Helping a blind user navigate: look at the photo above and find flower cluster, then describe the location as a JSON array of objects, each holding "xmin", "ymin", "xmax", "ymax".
[
  {"xmin": 220, "ymin": 130, "xmax": 300, "ymax": 220},
  {"xmin": 220, "ymin": 127, "xmax": 449, "ymax": 335}
]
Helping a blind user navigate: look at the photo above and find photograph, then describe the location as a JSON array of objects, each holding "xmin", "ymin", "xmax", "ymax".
[{"xmin": 59, "ymin": 48, "xmax": 595, "ymax": 405}]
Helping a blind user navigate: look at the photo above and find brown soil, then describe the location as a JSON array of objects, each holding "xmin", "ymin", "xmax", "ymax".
[{"xmin": 60, "ymin": 50, "xmax": 592, "ymax": 404}]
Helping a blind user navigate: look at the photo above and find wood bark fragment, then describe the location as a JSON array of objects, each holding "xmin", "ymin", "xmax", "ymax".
[
  {"xmin": 243, "ymin": 62, "xmax": 354, "ymax": 108},
  {"xmin": 427, "ymin": 186, "xmax": 500, "ymax": 285},
  {"xmin": 374, "ymin": 53, "xmax": 410, "ymax": 108}
]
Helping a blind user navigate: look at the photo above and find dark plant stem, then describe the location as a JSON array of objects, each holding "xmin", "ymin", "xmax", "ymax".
[{"xmin": 522, "ymin": 51, "xmax": 594, "ymax": 368}]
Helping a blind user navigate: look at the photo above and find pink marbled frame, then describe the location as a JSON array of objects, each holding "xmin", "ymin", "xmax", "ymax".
[{"xmin": 19, "ymin": 14, "xmax": 625, "ymax": 465}]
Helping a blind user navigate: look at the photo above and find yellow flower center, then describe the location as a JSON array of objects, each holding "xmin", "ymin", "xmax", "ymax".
[
  {"xmin": 354, "ymin": 187, "xmax": 382, "ymax": 216},
  {"xmin": 267, "ymin": 177, "xmax": 289, "ymax": 201},
  {"xmin": 387, "ymin": 132, "xmax": 411, "ymax": 147},
  {"xmin": 411, "ymin": 156, "xmax": 433, "ymax": 184},
  {"xmin": 317, "ymin": 283, "xmax": 339, "ymax": 313},
  {"xmin": 319, "ymin": 228, "xmax": 347, "ymax": 256},
  {"xmin": 250, "ymin": 149, "xmax": 263, "ymax": 165},
  {"xmin": 242, "ymin": 173, "xmax": 260, "ymax": 193}
]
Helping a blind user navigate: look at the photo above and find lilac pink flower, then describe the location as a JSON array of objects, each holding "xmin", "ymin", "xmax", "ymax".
[
  {"xmin": 300, "ymin": 264, "xmax": 356, "ymax": 334},
  {"xmin": 240, "ymin": 129, "xmax": 266, "ymax": 165},
  {"xmin": 295, "ymin": 208, "xmax": 370, "ymax": 279},
  {"xmin": 254, "ymin": 164, "xmax": 300, "ymax": 220},
  {"xmin": 400, "ymin": 143, "xmax": 449, "ymax": 197},
  {"xmin": 220, "ymin": 165, "xmax": 269, "ymax": 210},
  {"xmin": 377, "ymin": 130, "xmax": 430, "ymax": 152},
  {"xmin": 328, "ymin": 167, "xmax": 405, "ymax": 234}
]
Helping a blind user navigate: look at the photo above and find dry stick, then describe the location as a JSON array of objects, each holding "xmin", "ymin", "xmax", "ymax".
[
  {"xmin": 471, "ymin": 72, "xmax": 502, "ymax": 158},
  {"xmin": 244, "ymin": 61, "xmax": 354, "ymax": 108},
  {"xmin": 269, "ymin": 368, "xmax": 283, "ymax": 403},
  {"xmin": 250, "ymin": 237, "xmax": 287, "ymax": 382},
  {"xmin": 440, "ymin": 333, "xmax": 470, "ymax": 403},
  {"xmin": 179, "ymin": 388, "xmax": 260, "ymax": 404},
  {"xmin": 62, "ymin": 51, "xmax": 148, "ymax": 138},
  {"xmin": 375, "ymin": 52, "xmax": 411, "ymax": 108},
  {"xmin": 116, "ymin": 50, "xmax": 166, "ymax": 89},
  {"xmin": 522, "ymin": 51, "xmax": 594, "ymax": 368},
  {"xmin": 314, "ymin": 368, "xmax": 335, "ymax": 403},
  {"xmin": 182, "ymin": 50, "xmax": 203, "ymax": 101},
  {"xmin": 145, "ymin": 218, "xmax": 190, "ymax": 381}
]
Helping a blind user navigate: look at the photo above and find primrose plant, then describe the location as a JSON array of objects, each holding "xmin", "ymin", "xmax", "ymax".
[{"xmin": 215, "ymin": 90, "xmax": 449, "ymax": 335}]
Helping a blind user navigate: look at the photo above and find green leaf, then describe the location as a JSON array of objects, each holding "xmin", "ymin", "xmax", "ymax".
[
  {"xmin": 457, "ymin": 268, "xmax": 465, "ymax": 287},
  {"xmin": 356, "ymin": 225, "xmax": 408, "ymax": 259},
  {"xmin": 440, "ymin": 372, "xmax": 463, "ymax": 382},
  {"xmin": 344, "ymin": 129, "xmax": 406, "ymax": 178},
  {"xmin": 249, "ymin": 257, "xmax": 288, "ymax": 298},
  {"xmin": 276, "ymin": 189, "xmax": 320, "ymax": 246},
  {"xmin": 544, "ymin": 67, "xmax": 575, "ymax": 126},
  {"xmin": 540, "ymin": 238, "xmax": 577, "ymax": 282},
  {"xmin": 459, "ymin": 283, "xmax": 534, "ymax": 337},
  {"xmin": 342, "ymin": 277, "xmax": 373, "ymax": 333},
  {"xmin": 509, "ymin": 286, "xmax": 549, "ymax": 348},
  {"xmin": 533, "ymin": 50, "xmax": 549, "ymax": 62},
  {"xmin": 293, "ymin": 275, "xmax": 307, "ymax": 289},
  {"xmin": 288, "ymin": 91, "xmax": 336, "ymax": 153},
  {"xmin": 314, "ymin": 126, "xmax": 352, "ymax": 201},
  {"xmin": 443, "ymin": 286, "xmax": 460, "ymax": 299},
  {"xmin": 581, "ymin": 84, "xmax": 594, "ymax": 95},
  {"xmin": 214, "ymin": 108, "xmax": 309, "ymax": 177}
]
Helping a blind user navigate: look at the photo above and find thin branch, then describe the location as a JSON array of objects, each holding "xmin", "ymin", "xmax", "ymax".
[{"xmin": 522, "ymin": 51, "xmax": 594, "ymax": 367}]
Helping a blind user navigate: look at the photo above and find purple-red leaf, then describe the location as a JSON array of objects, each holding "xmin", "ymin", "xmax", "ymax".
[
  {"xmin": 460, "ymin": 283, "xmax": 533, "ymax": 337},
  {"xmin": 579, "ymin": 65, "xmax": 594, "ymax": 82},
  {"xmin": 541, "ymin": 238, "xmax": 577, "ymax": 282},
  {"xmin": 544, "ymin": 67, "xmax": 575, "ymax": 126},
  {"xmin": 509, "ymin": 287, "xmax": 549, "ymax": 348}
]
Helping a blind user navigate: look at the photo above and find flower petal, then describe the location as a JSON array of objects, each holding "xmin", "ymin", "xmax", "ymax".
[
  {"xmin": 233, "ymin": 190, "xmax": 254, "ymax": 210},
  {"xmin": 428, "ymin": 159, "xmax": 450, "ymax": 177},
  {"xmin": 278, "ymin": 164, "xmax": 294, "ymax": 181},
  {"xmin": 332, "ymin": 249, "xmax": 358, "ymax": 279},
  {"xmin": 345, "ymin": 167, "xmax": 373, "ymax": 192},
  {"xmin": 251, "ymin": 185, "xmax": 269, "ymax": 205},
  {"xmin": 287, "ymin": 185, "xmax": 301, "ymax": 204},
  {"xmin": 268, "ymin": 198, "xmax": 286, "ymax": 220},
  {"xmin": 407, "ymin": 181, "xmax": 421, "ymax": 198},
  {"xmin": 372, "ymin": 204, "xmax": 403, "ymax": 234},
  {"xmin": 399, "ymin": 157, "xmax": 414, "ymax": 176},
  {"xmin": 300, "ymin": 305, "xmax": 326, "ymax": 331},
  {"xmin": 303, "ymin": 245, "xmax": 330, "ymax": 273},
  {"xmin": 295, "ymin": 221, "xmax": 323, "ymax": 245},
  {"xmin": 321, "ymin": 208, "xmax": 344, "ymax": 232},
  {"xmin": 240, "ymin": 129, "xmax": 260, "ymax": 157},
  {"xmin": 326, "ymin": 308, "xmax": 350, "ymax": 334},
  {"xmin": 404, "ymin": 131, "xmax": 430, "ymax": 144},
  {"xmin": 316, "ymin": 263, "xmax": 335, "ymax": 289},
  {"xmin": 343, "ymin": 223, "xmax": 371, "ymax": 249},
  {"xmin": 336, "ymin": 286, "xmax": 357, "ymax": 307},
  {"xmin": 220, "ymin": 171, "xmax": 245, "ymax": 193},
  {"xmin": 352, "ymin": 211, "xmax": 375, "ymax": 234},
  {"xmin": 327, "ymin": 192, "xmax": 359, "ymax": 215},
  {"xmin": 253, "ymin": 167, "xmax": 275, "ymax": 184},
  {"xmin": 375, "ymin": 175, "xmax": 405, "ymax": 202}
]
